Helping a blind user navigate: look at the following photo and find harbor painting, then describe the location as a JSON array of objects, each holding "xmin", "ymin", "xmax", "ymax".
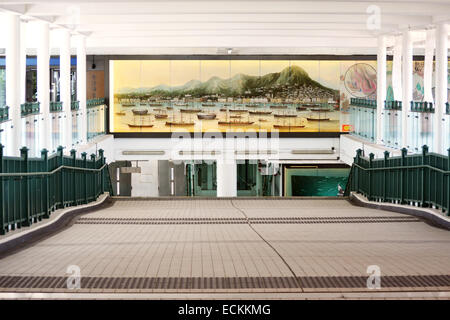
[{"xmin": 110, "ymin": 60, "xmax": 372, "ymax": 133}]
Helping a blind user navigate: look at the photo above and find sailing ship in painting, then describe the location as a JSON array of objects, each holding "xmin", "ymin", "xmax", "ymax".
[{"xmin": 197, "ymin": 113, "xmax": 217, "ymax": 120}]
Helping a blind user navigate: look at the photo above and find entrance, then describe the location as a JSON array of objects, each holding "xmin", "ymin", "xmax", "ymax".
[
  {"xmin": 186, "ymin": 161, "xmax": 217, "ymax": 197},
  {"xmin": 237, "ymin": 160, "xmax": 281, "ymax": 197}
]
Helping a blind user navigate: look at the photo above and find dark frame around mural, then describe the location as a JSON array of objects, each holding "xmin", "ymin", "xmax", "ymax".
[{"xmin": 104, "ymin": 54, "xmax": 380, "ymax": 138}]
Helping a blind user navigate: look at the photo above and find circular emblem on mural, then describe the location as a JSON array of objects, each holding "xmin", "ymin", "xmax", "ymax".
[{"xmin": 344, "ymin": 63, "xmax": 377, "ymax": 98}]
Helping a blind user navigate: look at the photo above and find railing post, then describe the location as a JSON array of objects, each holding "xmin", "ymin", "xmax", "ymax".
[
  {"xmin": 383, "ymin": 151, "xmax": 389, "ymax": 202},
  {"xmin": 90, "ymin": 154, "xmax": 96, "ymax": 199},
  {"xmin": 355, "ymin": 149, "xmax": 362, "ymax": 193},
  {"xmin": 57, "ymin": 146, "xmax": 64, "ymax": 208},
  {"xmin": 41, "ymin": 148, "xmax": 50, "ymax": 218},
  {"xmin": 400, "ymin": 148, "xmax": 408, "ymax": 204},
  {"xmin": 368, "ymin": 153, "xmax": 374, "ymax": 200},
  {"xmin": 99, "ymin": 149, "xmax": 105, "ymax": 194},
  {"xmin": 421, "ymin": 145, "xmax": 428, "ymax": 207},
  {"xmin": 20, "ymin": 146, "xmax": 31, "ymax": 227},
  {"xmin": 81, "ymin": 152, "xmax": 88, "ymax": 204},
  {"xmin": 0, "ymin": 144, "xmax": 4, "ymax": 235},
  {"xmin": 447, "ymin": 148, "xmax": 450, "ymax": 215},
  {"xmin": 70, "ymin": 149, "xmax": 76, "ymax": 206}
]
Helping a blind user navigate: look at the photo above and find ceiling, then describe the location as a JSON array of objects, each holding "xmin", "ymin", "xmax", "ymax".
[{"xmin": 0, "ymin": 0, "xmax": 449, "ymax": 55}]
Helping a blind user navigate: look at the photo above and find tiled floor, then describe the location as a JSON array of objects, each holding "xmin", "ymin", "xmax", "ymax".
[{"xmin": 0, "ymin": 198, "xmax": 449, "ymax": 294}]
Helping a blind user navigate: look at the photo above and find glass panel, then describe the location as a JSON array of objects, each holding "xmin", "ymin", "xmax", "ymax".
[
  {"xmin": 190, "ymin": 161, "xmax": 217, "ymax": 197},
  {"xmin": 87, "ymin": 104, "xmax": 106, "ymax": 141},
  {"xmin": 236, "ymin": 160, "xmax": 281, "ymax": 196},
  {"xmin": 72, "ymin": 110, "xmax": 82, "ymax": 146},
  {"xmin": 22, "ymin": 114, "xmax": 40, "ymax": 157},
  {"xmin": 0, "ymin": 68, "xmax": 5, "ymax": 107},
  {"xmin": 284, "ymin": 167, "xmax": 350, "ymax": 197},
  {"xmin": 51, "ymin": 112, "xmax": 62, "ymax": 152}
]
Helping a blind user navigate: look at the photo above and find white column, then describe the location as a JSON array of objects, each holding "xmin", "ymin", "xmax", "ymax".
[
  {"xmin": 19, "ymin": 20, "xmax": 27, "ymax": 105},
  {"xmin": 216, "ymin": 159, "xmax": 237, "ymax": 197},
  {"xmin": 392, "ymin": 35, "xmax": 403, "ymax": 101},
  {"xmin": 434, "ymin": 23, "xmax": 448, "ymax": 154},
  {"xmin": 37, "ymin": 21, "xmax": 51, "ymax": 152},
  {"xmin": 59, "ymin": 29, "xmax": 72, "ymax": 150},
  {"xmin": 423, "ymin": 29, "xmax": 435, "ymax": 103},
  {"xmin": 76, "ymin": 35, "xmax": 87, "ymax": 144},
  {"xmin": 376, "ymin": 35, "xmax": 386, "ymax": 145},
  {"xmin": 5, "ymin": 13, "xmax": 21, "ymax": 156},
  {"xmin": 401, "ymin": 31, "xmax": 413, "ymax": 149}
]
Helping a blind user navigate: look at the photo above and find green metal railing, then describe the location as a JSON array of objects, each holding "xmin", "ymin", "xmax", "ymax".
[
  {"xmin": 410, "ymin": 101, "xmax": 435, "ymax": 113},
  {"xmin": 50, "ymin": 101, "xmax": 63, "ymax": 112},
  {"xmin": 345, "ymin": 145, "xmax": 450, "ymax": 215},
  {"xmin": 0, "ymin": 106, "xmax": 9, "ymax": 122},
  {"xmin": 21, "ymin": 102, "xmax": 40, "ymax": 117},
  {"xmin": 384, "ymin": 100, "xmax": 402, "ymax": 110},
  {"xmin": 71, "ymin": 101, "xmax": 80, "ymax": 111},
  {"xmin": 350, "ymin": 98, "xmax": 377, "ymax": 108},
  {"xmin": 87, "ymin": 98, "xmax": 105, "ymax": 108},
  {"xmin": 0, "ymin": 144, "xmax": 113, "ymax": 235}
]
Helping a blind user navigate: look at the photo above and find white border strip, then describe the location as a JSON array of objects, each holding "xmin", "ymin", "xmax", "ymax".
[{"xmin": 0, "ymin": 291, "xmax": 449, "ymax": 300}]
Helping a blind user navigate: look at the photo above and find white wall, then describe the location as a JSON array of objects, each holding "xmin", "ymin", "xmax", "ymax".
[
  {"xmin": 340, "ymin": 134, "xmax": 402, "ymax": 165},
  {"xmin": 75, "ymin": 134, "xmax": 115, "ymax": 162},
  {"xmin": 113, "ymin": 136, "xmax": 342, "ymax": 197},
  {"xmin": 130, "ymin": 160, "xmax": 159, "ymax": 197},
  {"xmin": 112, "ymin": 137, "xmax": 341, "ymax": 162}
]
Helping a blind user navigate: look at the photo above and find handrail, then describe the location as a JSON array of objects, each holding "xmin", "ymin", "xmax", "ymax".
[
  {"xmin": 352, "ymin": 163, "xmax": 450, "ymax": 175},
  {"xmin": 0, "ymin": 163, "xmax": 107, "ymax": 177},
  {"xmin": 0, "ymin": 144, "xmax": 113, "ymax": 235},
  {"xmin": 345, "ymin": 145, "xmax": 450, "ymax": 215}
]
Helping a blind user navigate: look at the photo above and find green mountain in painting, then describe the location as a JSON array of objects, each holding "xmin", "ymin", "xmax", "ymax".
[{"xmin": 116, "ymin": 65, "xmax": 338, "ymax": 100}]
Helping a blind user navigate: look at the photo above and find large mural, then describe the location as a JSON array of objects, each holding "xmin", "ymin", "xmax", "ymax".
[{"xmin": 109, "ymin": 59, "xmax": 377, "ymax": 133}]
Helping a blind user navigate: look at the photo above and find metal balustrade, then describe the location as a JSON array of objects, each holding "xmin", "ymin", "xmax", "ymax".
[
  {"xmin": 0, "ymin": 144, "xmax": 113, "ymax": 235},
  {"xmin": 0, "ymin": 106, "xmax": 8, "ymax": 122},
  {"xmin": 49, "ymin": 101, "xmax": 63, "ymax": 113},
  {"xmin": 445, "ymin": 102, "xmax": 450, "ymax": 157},
  {"xmin": 349, "ymin": 98, "xmax": 376, "ymax": 142},
  {"xmin": 345, "ymin": 145, "xmax": 450, "ymax": 215},
  {"xmin": 20, "ymin": 102, "xmax": 40, "ymax": 117},
  {"xmin": 71, "ymin": 101, "xmax": 80, "ymax": 111},
  {"xmin": 87, "ymin": 98, "xmax": 106, "ymax": 108}
]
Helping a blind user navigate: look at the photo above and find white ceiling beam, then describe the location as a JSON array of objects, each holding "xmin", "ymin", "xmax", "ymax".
[
  {"xmin": 53, "ymin": 13, "xmax": 432, "ymax": 25},
  {"xmin": 21, "ymin": 1, "xmax": 450, "ymax": 16},
  {"xmin": 0, "ymin": 4, "xmax": 27, "ymax": 15},
  {"xmin": 73, "ymin": 22, "xmax": 398, "ymax": 32},
  {"xmin": 87, "ymin": 29, "xmax": 377, "ymax": 38},
  {"xmin": 86, "ymin": 35, "xmax": 376, "ymax": 48}
]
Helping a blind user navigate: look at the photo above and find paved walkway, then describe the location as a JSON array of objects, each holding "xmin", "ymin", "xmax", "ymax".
[{"xmin": 0, "ymin": 198, "xmax": 449, "ymax": 296}]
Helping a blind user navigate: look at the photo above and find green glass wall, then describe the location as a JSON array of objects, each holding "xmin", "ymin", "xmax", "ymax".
[
  {"xmin": 186, "ymin": 161, "xmax": 217, "ymax": 197},
  {"xmin": 237, "ymin": 161, "xmax": 281, "ymax": 196},
  {"xmin": 284, "ymin": 167, "xmax": 350, "ymax": 197},
  {"xmin": 0, "ymin": 68, "xmax": 5, "ymax": 107}
]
